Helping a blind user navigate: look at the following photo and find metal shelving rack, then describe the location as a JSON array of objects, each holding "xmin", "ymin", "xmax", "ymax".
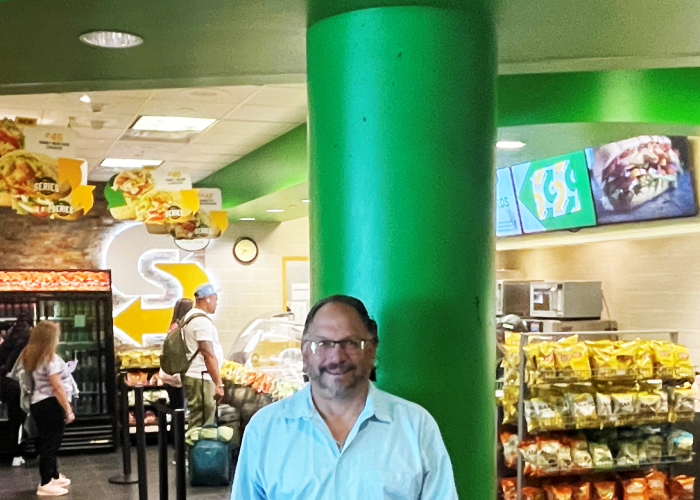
[{"xmin": 513, "ymin": 330, "xmax": 684, "ymax": 498}]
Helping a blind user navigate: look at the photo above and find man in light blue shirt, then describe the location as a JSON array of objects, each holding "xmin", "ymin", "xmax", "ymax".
[{"xmin": 231, "ymin": 295, "xmax": 458, "ymax": 499}]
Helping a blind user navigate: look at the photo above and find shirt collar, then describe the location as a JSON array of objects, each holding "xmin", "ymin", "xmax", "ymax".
[{"xmin": 286, "ymin": 382, "xmax": 392, "ymax": 423}]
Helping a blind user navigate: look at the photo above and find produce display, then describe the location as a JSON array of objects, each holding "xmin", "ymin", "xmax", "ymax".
[
  {"xmin": 0, "ymin": 270, "xmax": 111, "ymax": 292},
  {"xmin": 125, "ymin": 371, "xmax": 160, "ymax": 387},
  {"xmin": 502, "ymin": 427, "xmax": 693, "ymax": 476},
  {"xmin": 117, "ymin": 348, "xmax": 161, "ymax": 369},
  {"xmin": 501, "ymin": 471, "xmax": 694, "ymax": 500},
  {"xmin": 220, "ymin": 360, "xmax": 301, "ymax": 400}
]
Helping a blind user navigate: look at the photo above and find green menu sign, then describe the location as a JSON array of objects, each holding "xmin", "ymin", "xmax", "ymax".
[{"xmin": 511, "ymin": 150, "xmax": 596, "ymax": 233}]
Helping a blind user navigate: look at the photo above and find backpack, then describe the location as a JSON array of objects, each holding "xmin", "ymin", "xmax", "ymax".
[{"xmin": 160, "ymin": 313, "xmax": 211, "ymax": 375}]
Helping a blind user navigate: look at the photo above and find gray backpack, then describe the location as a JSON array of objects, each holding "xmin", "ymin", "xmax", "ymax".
[{"xmin": 160, "ymin": 314, "xmax": 211, "ymax": 375}]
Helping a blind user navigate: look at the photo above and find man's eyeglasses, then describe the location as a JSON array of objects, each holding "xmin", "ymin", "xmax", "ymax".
[{"xmin": 306, "ymin": 337, "xmax": 374, "ymax": 355}]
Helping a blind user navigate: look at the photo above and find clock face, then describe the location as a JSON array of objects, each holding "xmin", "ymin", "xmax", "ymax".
[{"xmin": 233, "ymin": 237, "xmax": 258, "ymax": 265}]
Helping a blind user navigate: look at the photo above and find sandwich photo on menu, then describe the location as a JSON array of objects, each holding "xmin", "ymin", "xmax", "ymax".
[{"xmin": 587, "ymin": 135, "xmax": 698, "ymax": 224}]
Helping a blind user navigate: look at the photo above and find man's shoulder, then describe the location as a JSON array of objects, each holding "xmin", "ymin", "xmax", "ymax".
[
  {"xmin": 185, "ymin": 309, "xmax": 214, "ymax": 327},
  {"xmin": 245, "ymin": 389, "xmax": 307, "ymax": 431},
  {"xmin": 372, "ymin": 386, "xmax": 437, "ymax": 426}
]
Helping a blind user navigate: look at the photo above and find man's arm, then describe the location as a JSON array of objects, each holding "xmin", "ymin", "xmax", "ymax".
[
  {"xmin": 231, "ymin": 421, "xmax": 266, "ymax": 500},
  {"xmin": 198, "ymin": 340, "xmax": 224, "ymax": 403},
  {"xmin": 419, "ymin": 415, "xmax": 459, "ymax": 500}
]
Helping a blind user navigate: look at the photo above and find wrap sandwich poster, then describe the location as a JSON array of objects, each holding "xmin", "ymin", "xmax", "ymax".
[
  {"xmin": 105, "ymin": 168, "xmax": 205, "ymax": 229},
  {"xmin": 0, "ymin": 119, "xmax": 94, "ymax": 220},
  {"xmin": 152, "ymin": 187, "xmax": 229, "ymax": 240}
]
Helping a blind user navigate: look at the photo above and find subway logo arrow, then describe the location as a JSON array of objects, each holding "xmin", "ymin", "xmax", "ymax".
[{"xmin": 114, "ymin": 298, "xmax": 173, "ymax": 345}]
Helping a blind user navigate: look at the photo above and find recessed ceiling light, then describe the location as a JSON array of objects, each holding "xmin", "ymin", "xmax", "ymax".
[
  {"xmin": 302, "ymin": 199, "xmax": 310, "ymax": 203},
  {"xmin": 131, "ymin": 116, "xmax": 216, "ymax": 133},
  {"xmin": 100, "ymin": 158, "xmax": 163, "ymax": 169},
  {"xmin": 79, "ymin": 31, "xmax": 144, "ymax": 49},
  {"xmin": 80, "ymin": 95, "xmax": 91, "ymax": 103},
  {"xmin": 496, "ymin": 140, "xmax": 526, "ymax": 150},
  {"xmin": 239, "ymin": 218, "xmax": 255, "ymax": 221},
  {"xmin": 267, "ymin": 209, "xmax": 284, "ymax": 213}
]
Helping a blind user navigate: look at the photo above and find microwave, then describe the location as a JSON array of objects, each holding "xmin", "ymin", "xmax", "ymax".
[
  {"xmin": 530, "ymin": 281, "xmax": 603, "ymax": 319},
  {"xmin": 496, "ymin": 280, "xmax": 541, "ymax": 316}
]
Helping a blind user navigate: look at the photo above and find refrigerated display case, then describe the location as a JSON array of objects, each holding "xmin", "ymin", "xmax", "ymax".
[{"xmin": 0, "ymin": 270, "xmax": 116, "ymax": 454}]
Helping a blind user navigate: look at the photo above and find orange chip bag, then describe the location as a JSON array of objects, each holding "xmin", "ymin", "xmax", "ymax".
[
  {"xmin": 573, "ymin": 482, "xmax": 592, "ymax": 500},
  {"xmin": 501, "ymin": 478, "xmax": 517, "ymax": 500},
  {"xmin": 669, "ymin": 475, "xmax": 694, "ymax": 500},
  {"xmin": 623, "ymin": 478, "xmax": 649, "ymax": 500},
  {"xmin": 594, "ymin": 481, "xmax": 619, "ymax": 500},
  {"xmin": 545, "ymin": 484, "xmax": 573, "ymax": 500},
  {"xmin": 523, "ymin": 487, "xmax": 546, "ymax": 500},
  {"xmin": 646, "ymin": 470, "xmax": 669, "ymax": 500}
]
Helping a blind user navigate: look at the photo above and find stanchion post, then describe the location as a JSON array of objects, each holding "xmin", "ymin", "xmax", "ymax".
[
  {"xmin": 158, "ymin": 408, "xmax": 169, "ymax": 500},
  {"xmin": 134, "ymin": 386, "xmax": 148, "ymax": 500},
  {"xmin": 108, "ymin": 373, "xmax": 138, "ymax": 485},
  {"xmin": 173, "ymin": 409, "xmax": 187, "ymax": 500}
]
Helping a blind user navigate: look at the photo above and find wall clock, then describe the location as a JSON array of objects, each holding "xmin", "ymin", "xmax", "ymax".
[{"xmin": 233, "ymin": 237, "xmax": 258, "ymax": 265}]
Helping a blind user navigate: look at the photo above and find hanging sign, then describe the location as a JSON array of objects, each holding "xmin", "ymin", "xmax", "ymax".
[
  {"xmin": 0, "ymin": 119, "xmax": 94, "ymax": 220},
  {"xmin": 105, "ymin": 168, "xmax": 199, "ymax": 224},
  {"xmin": 23, "ymin": 126, "xmax": 77, "ymax": 158}
]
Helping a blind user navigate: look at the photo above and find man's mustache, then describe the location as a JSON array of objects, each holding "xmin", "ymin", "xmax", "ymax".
[{"xmin": 319, "ymin": 361, "xmax": 356, "ymax": 374}]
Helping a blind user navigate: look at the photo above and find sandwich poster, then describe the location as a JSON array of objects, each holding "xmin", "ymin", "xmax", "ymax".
[
  {"xmin": 0, "ymin": 119, "xmax": 94, "ymax": 220},
  {"xmin": 586, "ymin": 135, "xmax": 698, "ymax": 225},
  {"xmin": 105, "ymin": 168, "xmax": 199, "ymax": 225},
  {"xmin": 511, "ymin": 150, "xmax": 597, "ymax": 234},
  {"xmin": 146, "ymin": 187, "xmax": 229, "ymax": 240}
]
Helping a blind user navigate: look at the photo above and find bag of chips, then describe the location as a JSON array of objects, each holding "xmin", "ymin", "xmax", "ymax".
[
  {"xmin": 672, "ymin": 344, "xmax": 693, "ymax": 380},
  {"xmin": 638, "ymin": 391, "xmax": 663, "ymax": 416},
  {"xmin": 669, "ymin": 475, "xmax": 695, "ymax": 500},
  {"xmin": 669, "ymin": 385, "xmax": 695, "ymax": 418},
  {"xmin": 545, "ymin": 484, "xmax": 573, "ymax": 500},
  {"xmin": 502, "ymin": 386, "xmax": 519, "ymax": 425},
  {"xmin": 537, "ymin": 437, "xmax": 562, "ymax": 474},
  {"xmin": 596, "ymin": 393, "xmax": 613, "ymax": 419},
  {"xmin": 635, "ymin": 340, "xmax": 656, "ymax": 379},
  {"xmin": 667, "ymin": 430, "xmax": 693, "ymax": 462},
  {"xmin": 593, "ymin": 481, "xmax": 619, "ymax": 500},
  {"xmin": 586, "ymin": 340, "xmax": 617, "ymax": 378},
  {"xmin": 639, "ymin": 434, "xmax": 664, "ymax": 464},
  {"xmin": 611, "ymin": 392, "xmax": 638, "ymax": 417},
  {"xmin": 622, "ymin": 478, "xmax": 649, "ymax": 500},
  {"xmin": 500, "ymin": 432, "xmax": 519, "ymax": 468},
  {"xmin": 502, "ymin": 345, "xmax": 521, "ymax": 385},
  {"xmin": 538, "ymin": 342, "xmax": 558, "ymax": 382},
  {"xmin": 567, "ymin": 392, "xmax": 598, "ymax": 418},
  {"xmin": 651, "ymin": 342, "xmax": 675, "ymax": 379},
  {"xmin": 616, "ymin": 441, "xmax": 640, "ymax": 466},
  {"xmin": 617, "ymin": 341, "xmax": 639, "ymax": 375},
  {"xmin": 589, "ymin": 442, "xmax": 614, "ymax": 467},
  {"xmin": 520, "ymin": 439, "xmax": 539, "ymax": 476},
  {"xmin": 646, "ymin": 470, "xmax": 669, "ymax": 500},
  {"xmin": 522, "ymin": 487, "xmax": 546, "ymax": 500},
  {"xmin": 573, "ymin": 482, "xmax": 591, "ymax": 500},
  {"xmin": 501, "ymin": 478, "xmax": 517, "ymax": 500}
]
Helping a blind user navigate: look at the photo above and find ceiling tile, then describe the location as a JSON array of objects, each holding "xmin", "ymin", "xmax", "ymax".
[
  {"xmin": 138, "ymin": 100, "xmax": 235, "ymax": 120},
  {"xmin": 0, "ymin": 107, "xmax": 45, "ymax": 121},
  {"xmin": 42, "ymin": 111, "xmax": 136, "ymax": 129},
  {"xmin": 162, "ymin": 161, "xmax": 227, "ymax": 171},
  {"xmin": 87, "ymin": 168, "xmax": 118, "ymax": 183},
  {"xmin": 76, "ymin": 138, "xmax": 114, "ymax": 150},
  {"xmin": 267, "ymin": 83, "xmax": 307, "ymax": 89},
  {"xmin": 77, "ymin": 148, "xmax": 108, "ymax": 159},
  {"xmin": 177, "ymin": 143, "xmax": 247, "ymax": 155},
  {"xmin": 248, "ymin": 86, "xmax": 307, "ymax": 108},
  {"xmin": 223, "ymin": 104, "xmax": 307, "ymax": 123},
  {"xmin": 194, "ymin": 120, "xmax": 295, "ymax": 144},
  {"xmin": 172, "ymin": 151, "xmax": 243, "ymax": 163},
  {"xmin": 151, "ymin": 86, "xmax": 261, "ymax": 104},
  {"xmin": 80, "ymin": 157, "xmax": 105, "ymax": 171},
  {"xmin": 73, "ymin": 127, "xmax": 124, "ymax": 141},
  {"xmin": 106, "ymin": 141, "xmax": 183, "ymax": 160}
]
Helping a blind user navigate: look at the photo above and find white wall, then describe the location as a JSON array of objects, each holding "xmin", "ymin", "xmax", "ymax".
[{"xmin": 205, "ymin": 217, "xmax": 310, "ymax": 351}]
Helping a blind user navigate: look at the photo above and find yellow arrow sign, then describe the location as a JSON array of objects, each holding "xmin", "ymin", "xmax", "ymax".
[
  {"xmin": 114, "ymin": 298, "xmax": 173, "ymax": 345},
  {"xmin": 155, "ymin": 262, "xmax": 210, "ymax": 300}
]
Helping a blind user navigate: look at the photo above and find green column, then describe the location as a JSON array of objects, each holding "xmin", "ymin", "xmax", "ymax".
[{"xmin": 307, "ymin": 1, "xmax": 496, "ymax": 497}]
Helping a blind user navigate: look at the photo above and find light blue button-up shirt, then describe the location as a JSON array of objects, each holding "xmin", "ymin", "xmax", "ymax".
[{"xmin": 231, "ymin": 382, "xmax": 458, "ymax": 499}]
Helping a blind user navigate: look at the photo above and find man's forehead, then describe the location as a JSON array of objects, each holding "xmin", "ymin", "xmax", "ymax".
[{"xmin": 308, "ymin": 302, "xmax": 365, "ymax": 332}]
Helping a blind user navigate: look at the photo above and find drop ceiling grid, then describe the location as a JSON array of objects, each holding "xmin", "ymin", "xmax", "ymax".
[{"xmin": 0, "ymin": 84, "xmax": 309, "ymax": 183}]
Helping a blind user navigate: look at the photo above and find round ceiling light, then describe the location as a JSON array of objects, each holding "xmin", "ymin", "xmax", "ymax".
[{"xmin": 80, "ymin": 31, "xmax": 144, "ymax": 49}]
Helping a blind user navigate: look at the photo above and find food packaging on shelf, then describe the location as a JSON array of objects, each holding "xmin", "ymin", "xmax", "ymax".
[
  {"xmin": 646, "ymin": 470, "xmax": 669, "ymax": 500},
  {"xmin": 592, "ymin": 481, "xmax": 618, "ymax": 500},
  {"xmin": 622, "ymin": 478, "xmax": 648, "ymax": 500},
  {"xmin": 669, "ymin": 476, "xmax": 694, "ymax": 500}
]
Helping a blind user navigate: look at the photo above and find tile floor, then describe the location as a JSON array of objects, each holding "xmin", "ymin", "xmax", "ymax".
[{"xmin": 0, "ymin": 447, "xmax": 231, "ymax": 500}]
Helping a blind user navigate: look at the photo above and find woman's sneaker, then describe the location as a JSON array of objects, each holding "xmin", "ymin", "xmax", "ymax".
[
  {"xmin": 50, "ymin": 475, "xmax": 71, "ymax": 488},
  {"xmin": 36, "ymin": 483, "xmax": 68, "ymax": 496},
  {"xmin": 12, "ymin": 456, "xmax": 25, "ymax": 467}
]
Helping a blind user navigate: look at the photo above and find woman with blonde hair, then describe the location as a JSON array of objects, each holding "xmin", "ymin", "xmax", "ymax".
[{"xmin": 16, "ymin": 321, "xmax": 77, "ymax": 497}]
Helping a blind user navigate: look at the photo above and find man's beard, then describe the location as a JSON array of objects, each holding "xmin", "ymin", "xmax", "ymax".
[{"xmin": 306, "ymin": 360, "xmax": 368, "ymax": 400}]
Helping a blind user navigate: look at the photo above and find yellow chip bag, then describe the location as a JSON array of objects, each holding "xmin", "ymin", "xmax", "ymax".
[
  {"xmin": 537, "ymin": 342, "xmax": 557, "ymax": 382},
  {"xmin": 635, "ymin": 340, "xmax": 655, "ymax": 379},
  {"xmin": 673, "ymin": 343, "xmax": 693, "ymax": 379},
  {"xmin": 651, "ymin": 341, "xmax": 675, "ymax": 378},
  {"xmin": 568, "ymin": 343, "xmax": 592, "ymax": 380},
  {"xmin": 502, "ymin": 345, "xmax": 521, "ymax": 385},
  {"xmin": 505, "ymin": 331, "xmax": 521, "ymax": 347},
  {"xmin": 585, "ymin": 340, "xmax": 617, "ymax": 378}
]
